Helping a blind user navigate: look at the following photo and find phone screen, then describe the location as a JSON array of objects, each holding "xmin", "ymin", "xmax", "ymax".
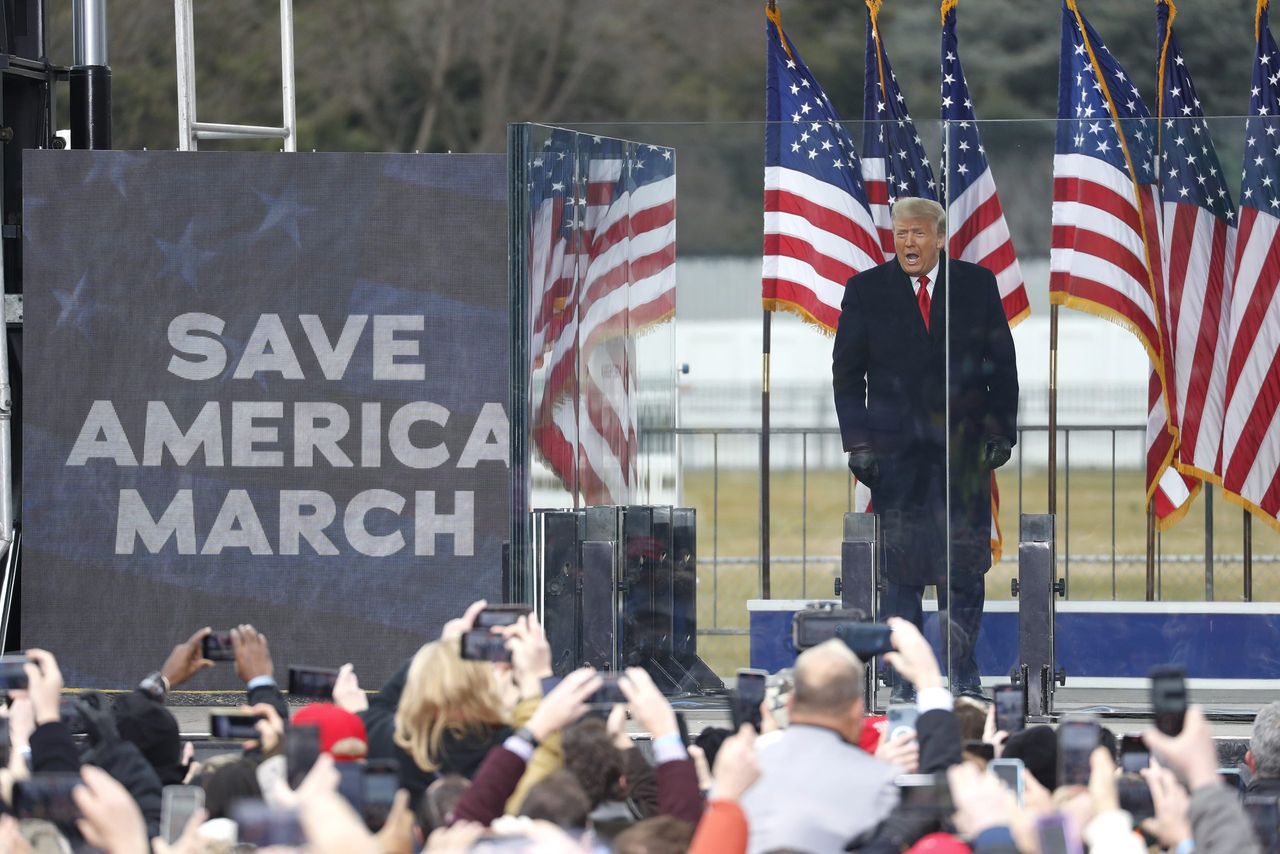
[
  {"xmin": 0, "ymin": 655, "xmax": 29, "ymax": 690},
  {"xmin": 460, "ymin": 630, "xmax": 512, "ymax": 663},
  {"xmin": 287, "ymin": 666, "xmax": 339, "ymax": 699},
  {"xmin": 835, "ymin": 623, "xmax": 895, "ymax": 660},
  {"xmin": 210, "ymin": 712, "xmax": 263, "ymax": 740},
  {"xmin": 733, "ymin": 670, "xmax": 767, "ymax": 732},
  {"xmin": 994, "ymin": 684, "xmax": 1026, "ymax": 733},
  {"xmin": 589, "ymin": 675, "xmax": 626, "ymax": 705},
  {"xmin": 474, "ymin": 605, "xmax": 532, "ymax": 629},
  {"xmin": 287, "ymin": 724, "xmax": 321, "ymax": 789},
  {"xmin": 1150, "ymin": 667, "xmax": 1187, "ymax": 736},
  {"xmin": 990, "ymin": 758, "xmax": 1024, "ymax": 805},
  {"xmin": 232, "ymin": 800, "xmax": 306, "ymax": 847},
  {"xmin": 202, "ymin": 631, "xmax": 235, "ymax": 661},
  {"xmin": 13, "ymin": 774, "xmax": 82, "ymax": 823},
  {"xmin": 1118, "ymin": 776, "xmax": 1155, "ymax": 823},
  {"xmin": 1120, "ymin": 734, "xmax": 1151, "ymax": 773},
  {"xmin": 886, "ymin": 704, "xmax": 919, "ymax": 741},
  {"xmin": 363, "ymin": 766, "xmax": 399, "ymax": 831},
  {"xmin": 1057, "ymin": 719, "xmax": 1100, "ymax": 787},
  {"xmin": 1036, "ymin": 814, "xmax": 1078, "ymax": 854},
  {"xmin": 161, "ymin": 785, "xmax": 205, "ymax": 844}
]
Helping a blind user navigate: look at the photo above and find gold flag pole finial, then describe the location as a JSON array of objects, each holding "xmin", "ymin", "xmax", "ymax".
[
  {"xmin": 766, "ymin": 2, "xmax": 794, "ymax": 62},
  {"xmin": 1156, "ymin": 0, "xmax": 1177, "ymax": 123}
]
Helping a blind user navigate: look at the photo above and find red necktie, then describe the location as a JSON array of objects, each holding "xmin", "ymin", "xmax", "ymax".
[{"xmin": 916, "ymin": 275, "xmax": 931, "ymax": 332}]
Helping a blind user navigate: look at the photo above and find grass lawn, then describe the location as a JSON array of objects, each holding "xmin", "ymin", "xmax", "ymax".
[{"xmin": 680, "ymin": 467, "xmax": 1280, "ymax": 674}]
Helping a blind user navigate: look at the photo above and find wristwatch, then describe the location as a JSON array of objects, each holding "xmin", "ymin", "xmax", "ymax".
[
  {"xmin": 138, "ymin": 670, "xmax": 170, "ymax": 703},
  {"xmin": 513, "ymin": 726, "xmax": 540, "ymax": 749}
]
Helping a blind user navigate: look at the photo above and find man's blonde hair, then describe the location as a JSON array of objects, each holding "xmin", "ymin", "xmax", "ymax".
[{"xmin": 891, "ymin": 197, "xmax": 946, "ymax": 236}]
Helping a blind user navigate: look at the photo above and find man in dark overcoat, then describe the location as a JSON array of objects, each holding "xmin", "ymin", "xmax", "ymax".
[{"xmin": 832, "ymin": 196, "xmax": 1018, "ymax": 701}]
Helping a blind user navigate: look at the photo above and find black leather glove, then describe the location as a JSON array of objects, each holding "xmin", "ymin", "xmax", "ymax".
[
  {"xmin": 984, "ymin": 436, "xmax": 1012, "ymax": 470},
  {"xmin": 847, "ymin": 445, "xmax": 880, "ymax": 488}
]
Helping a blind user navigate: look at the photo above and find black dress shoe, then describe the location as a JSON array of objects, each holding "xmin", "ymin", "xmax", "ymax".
[{"xmin": 956, "ymin": 685, "xmax": 991, "ymax": 704}]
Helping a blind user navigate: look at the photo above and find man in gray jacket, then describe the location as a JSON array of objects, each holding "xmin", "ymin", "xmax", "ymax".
[{"xmin": 739, "ymin": 618, "xmax": 954, "ymax": 854}]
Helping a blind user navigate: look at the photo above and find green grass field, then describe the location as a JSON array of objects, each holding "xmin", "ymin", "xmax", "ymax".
[{"xmin": 681, "ymin": 467, "xmax": 1280, "ymax": 674}]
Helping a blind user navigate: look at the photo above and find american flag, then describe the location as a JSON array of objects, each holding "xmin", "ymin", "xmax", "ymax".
[
  {"xmin": 863, "ymin": 0, "xmax": 938, "ymax": 259},
  {"xmin": 529, "ymin": 133, "xmax": 676, "ymax": 505},
  {"xmin": 1050, "ymin": 0, "xmax": 1192, "ymax": 526},
  {"xmin": 940, "ymin": 0, "xmax": 1030, "ymax": 326},
  {"xmin": 1221, "ymin": 0, "xmax": 1280, "ymax": 530},
  {"xmin": 1154, "ymin": 0, "xmax": 1234, "ymax": 511},
  {"xmin": 762, "ymin": 3, "xmax": 881, "ymax": 331}
]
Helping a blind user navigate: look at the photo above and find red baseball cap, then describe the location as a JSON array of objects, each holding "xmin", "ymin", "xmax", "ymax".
[{"xmin": 293, "ymin": 703, "xmax": 368, "ymax": 761}]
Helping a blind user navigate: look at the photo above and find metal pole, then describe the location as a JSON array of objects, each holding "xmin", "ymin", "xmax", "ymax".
[
  {"xmin": 1204, "ymin": 484, "xmax": 1214, "ymax": 601},
  {"xmin": 1048, "ymin": 305, "xmax": 1058, "ymax": 516},
  {"xmin": 1244, "ymin": 509, "xmax": 1253, "ymax": 602},
  {"xmin": 71, "ymin": 0, "xmax": 111, "ymax": 149},
  {"xmin": 1146, "ymin": 504, "xmax": 1155, "ymax": 601},
  {"xmin": 760, "ymin": 308, "xmax": 771, "ymax": 599}
]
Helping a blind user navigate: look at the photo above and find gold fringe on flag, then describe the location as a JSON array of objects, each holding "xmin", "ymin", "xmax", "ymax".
[
  {"xmin": 940, "ymin": 0, "xmax": 958, "ymax": 25},
  {"xmin": 1260, "ymin": 0, "xmax": 1270, "ymax": 42},
  {"xmin": 765, "ymin": 2, "xmax": 794, "ymax": 62}
]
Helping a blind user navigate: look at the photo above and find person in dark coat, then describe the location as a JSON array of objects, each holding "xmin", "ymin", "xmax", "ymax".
[{"xmin": 832, "ymin": 196, "xmax": 1018, "ymax": 700}]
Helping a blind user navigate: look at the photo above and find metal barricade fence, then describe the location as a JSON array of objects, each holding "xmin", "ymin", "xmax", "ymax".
[{"xmin": 653, "ymin": 424, "xmax": 1276, "ymax": 637}]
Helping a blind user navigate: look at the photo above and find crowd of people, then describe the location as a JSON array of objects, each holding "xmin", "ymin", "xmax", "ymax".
[{"xmin": 0, "ymin": 599, "xmax": 1270, "ymax": 854}]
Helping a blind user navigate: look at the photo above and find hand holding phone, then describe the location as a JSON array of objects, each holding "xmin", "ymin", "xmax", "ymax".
[
  {"xmin": 0, "ymin": 654, "xmax": 29, "ymax": 690},
  {"xmin": 286, "ymin": 724, "xmax": 321, "ymax": 789},
  {"xmin": 732, "ymin": 669, "xmax": 767, "ymax": 733},
  {"xmin": 835, "ymin": 623, "xmax": 895, "ymax": 661},
  {"xmin": 361, "ymin": 761, "xmax": 400, "ymax": 831},
  {"xmin": 459, "ymin": 630, "xmax": 512, "ymax": 663},
  {"xmin": 1120, "ymin": 734, "xmax": 1150, "ymax": 773},
  {"xmin": 202, "ymin": 631, "xmax": 236, "ymax": 662},
  {"xmin": 474, "ymin": 604, "xmax": 533, "ymax": 629},
  {"xmin": 1057, "ymin": 717, "xmax": 1100, "ymax": 787},
  {"xmin": 12, "ymin": 773, "xmax": 82, "ymax": 822},
  {"xmin": 161, "ymin": 785, "xmax": 205, "ymax": 844},
  {"xmin": 989, "ymin": 758, "xmax": 1025, "ymax": 806},
  {"xmin": 994, "ymin": 684, "xmax": 1026, "ymax": 734},
  {"xmin": 210, "ymin": 712, "xmax": 265, "ymax": 740},
  {"xmin": 1150, "ymin": 666, "xmax": 1187, "ymax": 736},
  {"xmin": 287, "ymin": 666, "xmax": 339, "ymax": 699},
  {"xmin": 887, "ymin": 704, "xmax": 919, "ymax": 741}
]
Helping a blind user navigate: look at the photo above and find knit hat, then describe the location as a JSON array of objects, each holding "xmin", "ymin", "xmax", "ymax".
[
  {"xmin": 113, "ymin": 691, "xmax": 185, "ymax": 784},
  {"xmin": 293, "ymin": 703, "xmax": 367, "ymax": 760},
  {"xmin": 1001, "ymin": 724, "xmax": 1058, "ymax": 790}
]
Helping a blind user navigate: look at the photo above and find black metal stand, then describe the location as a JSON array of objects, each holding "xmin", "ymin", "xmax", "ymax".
[
  {"xmin": 536, "ymin": 505, "xmax": 723, "ymax": 694},
  {"xmin": 838, "ymin": 512, "xmax": 880, "ymax": 710},
  {"xmin": 1012, "ymin": 514, "xmax": 1065, "ymax": 721}
]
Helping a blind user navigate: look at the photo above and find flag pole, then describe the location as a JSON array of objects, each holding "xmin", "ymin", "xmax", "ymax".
[
  {"xmin": 1049, "ymin": 304, "xmax": 1058, "ymax": 519},
  {"xmin": 760, "ymin": 0, "xmax": 777, "ymax": 600}
]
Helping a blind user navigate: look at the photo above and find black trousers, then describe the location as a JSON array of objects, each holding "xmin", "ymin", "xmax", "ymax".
[{"xmin": 879, "ymin": 571, "xmax": 986, "ymax": 690}]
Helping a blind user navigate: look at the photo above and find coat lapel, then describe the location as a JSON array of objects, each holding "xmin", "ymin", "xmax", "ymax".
[
  {"xmin": 892, "ymin": 262, "xmax": 930, "ymax": 341},
  {"xmin": 929, "ymin": 256, "xmax": 947, "ymax": 345}
]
